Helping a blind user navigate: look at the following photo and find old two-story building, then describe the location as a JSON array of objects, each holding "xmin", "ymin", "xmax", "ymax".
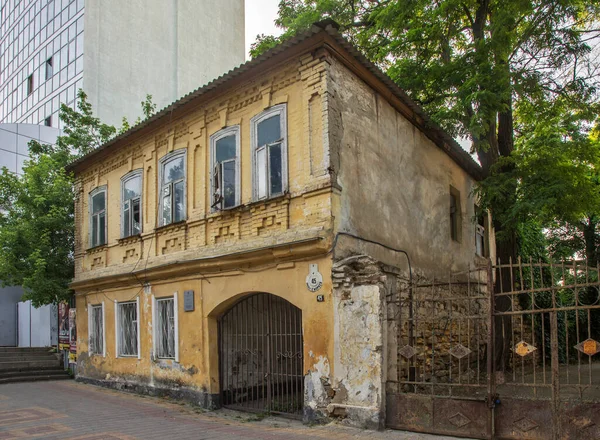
[{"xmin": 68, "ymin": 21, "xmax": 493, "ymax": 429}]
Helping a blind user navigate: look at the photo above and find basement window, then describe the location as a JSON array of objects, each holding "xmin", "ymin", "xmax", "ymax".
[
  {"xmin": 89, "ymin": 186, "xmax": 107, "ymax": 248},
  {"xmin": 88, "ymin": 303, "xmax": 104, "ymax": 356},
  {"xmin": 121, "ymin": 170, "xmax": 142, "ymax": 237},
  {"xmin": 116, "ymin": 300, "xmax": 139, "ymax": 357},
  {"xmin": 449, "ymin": 186, "xmax": 462, "ymax": 242},
  {"xmin": 210, "ymin": 126, "xmax": 240, "ymax": 210},
  {"xmin": 251, "ymin": 104, "xmax": 288, "ymax": 200},
  {"xmin": 159, "ymin": 150, "xmax": 186, "ymax": 226},
  {"xmin": 154, "ymin": 296, "xmax": 178, "ymax": 360}
]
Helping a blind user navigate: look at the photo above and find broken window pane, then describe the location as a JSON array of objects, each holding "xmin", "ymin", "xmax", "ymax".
[
  {"xmin": 269, "ymin": 143, "xmax": 282, "ymax": 195},
  {"xmin": 132, "ymin": 199, "xmax": 141, "ymax": 235},
  {"xmin": 118, "ymin": 302, "xmax": 138, "ymax": 356},
  {"xmin": 156, "ymin": 298, "xmax": 175, "ymax": 358},
  {"xmin": 174, "ymin": 180, "xmax": 185, "ymax": 222},
  {"xmin": 222, "ymin": 160, "xmax": 236, "ymax": 208}
]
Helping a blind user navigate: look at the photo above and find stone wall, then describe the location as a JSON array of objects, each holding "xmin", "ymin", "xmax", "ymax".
[{"xmin": 386, "ymin": 269, "xmax": 490, "ymax": 398}]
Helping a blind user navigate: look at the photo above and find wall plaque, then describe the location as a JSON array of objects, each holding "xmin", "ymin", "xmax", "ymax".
[{"xmin": 184, "ymin": 290, "xmax": 195, "ymax": 312}]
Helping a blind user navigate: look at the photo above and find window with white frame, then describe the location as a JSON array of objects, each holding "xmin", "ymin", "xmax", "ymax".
[
  {"xmin": 121, "ymin": 170, "xmax": 142, "ymax": 237},
  {"xmin": 251, "ymin": 104, "xmax": 287, "ymax": 200},
  {"xmin": 210, "ymin": 126, "xmax": 240, "ymax": 210},
  {"xmin": 159, "ymin": 151, "xmax": 186, "ymax": 226},
  {"xmin": 88, "ymin": 304, "xmax": 104, "ymax": 355},
  {"xmin": 155, "ymin": 297, "xmax": 177, "ymax": 359},
  {"xmin": 116, "ymin": 301, "xmax": 138, "ymax": 357},
  {"xmin": 89, "ymin": 186, "xmax": 107, "ymax": 248}
]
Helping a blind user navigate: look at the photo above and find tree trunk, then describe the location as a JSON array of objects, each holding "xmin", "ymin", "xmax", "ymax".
[{"xmin": 492, "ymin": 105, "xmax": 517, "ymax": 371}]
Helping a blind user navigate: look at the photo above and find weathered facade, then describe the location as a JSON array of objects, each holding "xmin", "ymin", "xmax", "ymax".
[{"xmin": 69, "ymin": 21, "xmax": 492, "ymax": 429}]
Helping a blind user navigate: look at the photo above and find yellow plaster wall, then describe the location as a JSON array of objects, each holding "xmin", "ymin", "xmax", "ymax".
[
  {"xmin": 72, "ymin": 50, "xmax": 333, "ymax": 284},
  {"xmin": 73, "ymin": 50, "xmax": 337, "ymax": 396},
  {"xmin": 76, "ymin": 257, "xmax": 334, "ymax": 394}
]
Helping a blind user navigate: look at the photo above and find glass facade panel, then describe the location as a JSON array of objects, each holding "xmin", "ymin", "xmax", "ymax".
[{"xmin": 1, "ymin": 0, "xmax": 84, "ymax": 125}]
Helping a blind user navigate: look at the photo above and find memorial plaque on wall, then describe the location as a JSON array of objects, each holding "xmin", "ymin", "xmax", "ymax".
[{"xmin": 184, "ymin": 290, "xmax": 194, "ymax": 312}]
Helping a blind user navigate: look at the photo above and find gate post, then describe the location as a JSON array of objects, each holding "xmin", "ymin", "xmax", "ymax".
[
  {"xmin": 550, "ymin": 311, "xmax": 560, "ymax": 440},
  {"xmin": 487, "ymin": 259, "xmax": 496, "ymax": 440}
]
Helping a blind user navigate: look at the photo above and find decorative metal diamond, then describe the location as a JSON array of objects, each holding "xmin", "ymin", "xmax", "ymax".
[
  {"xmin": 398, "ymin": 345, "xmax": 416, "ymax": 359},
  {"xmin": 514, "ymin": 341, "xmax": 537, "ymax": 357},
  {"xmin": 449, "ymin": 344, "xmax": 472, "ymax": 359},
  {"xmin": 448, "ymin": 412, "xmax": 471, "ymax": 428},
  {"xmin": 575, "ymin": 339, "xmax": 600, "ymax": 356},
  {"xmin": 513, "ymin": 417, "xmax": 539, "ymax": 433}
]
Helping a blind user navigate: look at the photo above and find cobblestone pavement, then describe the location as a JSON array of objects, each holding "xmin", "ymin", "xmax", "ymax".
[{"xmin": 0, "ymin": 381, "xmax": 467, "ymax": 439}]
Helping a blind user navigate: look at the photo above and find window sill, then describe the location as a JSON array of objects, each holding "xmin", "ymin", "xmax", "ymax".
[
  {"xmin": 155, "ymin": 220, "xmax": 187, "ymax": 233},
  {"xmin": 116, "ymin": 355, "xmax": 139, "ymax": 359},
  {"xmin": 118, "ymin": 234, "xmax": 142, "ymax": 245},
  {"xmin": 86, "ymin": 244, "xmax": 107, "ymax": 254},
  {"xmin": 208, "ymin": 193, "xmax": 290, "ymax": 218}
]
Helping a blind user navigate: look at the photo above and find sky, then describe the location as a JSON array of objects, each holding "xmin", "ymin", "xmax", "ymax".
[{"xmin": 245, "ymin": 0, "xmax": 283, "ymax": 59}]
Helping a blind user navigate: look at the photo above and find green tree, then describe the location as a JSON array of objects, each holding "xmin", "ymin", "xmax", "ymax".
[
  {"xmin": 253, "ymin": 0, "xmax": 600, "ymax": 263},
  {"xmin": 0, "ymin": 90, "xmax": 157, "ymax": 307},
  {"xmin": 0, "ymin": 91, "xmax": 115, "ymax": 306}
]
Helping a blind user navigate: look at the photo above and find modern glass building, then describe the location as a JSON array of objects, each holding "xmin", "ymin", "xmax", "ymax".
[
  {"xmin": 0, "ymin": 0, "xmax": 245, "ymax": 129},
  {"xmin": 0, "ymin": 0, "xmax": 83, "ymax": 129},
  {"xmin": 0, "ymin": 123, "xmax": 61, "ymax": 174}
]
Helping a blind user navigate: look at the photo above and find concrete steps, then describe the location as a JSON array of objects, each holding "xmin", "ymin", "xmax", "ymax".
[{"xmin": 0, "ymin": 347, "xmax": 71, "ymax": 384}]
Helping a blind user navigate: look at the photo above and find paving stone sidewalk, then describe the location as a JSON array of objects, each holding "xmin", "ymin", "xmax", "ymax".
[{"xmin": 0, "ymin": 381, "xmax": 466, "ymax": 439}]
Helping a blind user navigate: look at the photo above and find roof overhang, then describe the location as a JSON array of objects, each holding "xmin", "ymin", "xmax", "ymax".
[{"xmin": 66, "ymin": 20, "xmax": 483, "ymax": 180}]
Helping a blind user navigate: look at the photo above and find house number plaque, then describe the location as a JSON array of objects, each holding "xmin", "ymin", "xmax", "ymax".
[{"xmin": 306, "ymin": 264, "xmax": 323, "ymax": 292}]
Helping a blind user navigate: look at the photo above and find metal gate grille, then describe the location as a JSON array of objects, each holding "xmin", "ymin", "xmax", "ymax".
[
  {"xmin": 386, "ymin": 259, "xmax": 600, "ymax": 439},
  {"xmin": 219, "ymin": 293, "xmax": 303, "ymax": 418}
]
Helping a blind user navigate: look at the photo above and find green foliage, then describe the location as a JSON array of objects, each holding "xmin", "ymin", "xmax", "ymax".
[
  {"xmin": 0, "ymin": 90, "xmax": 116, "ymax": 306},
  {"xmin": 256, "ymin": 0, "xmax": 600, "ymax": 261}
]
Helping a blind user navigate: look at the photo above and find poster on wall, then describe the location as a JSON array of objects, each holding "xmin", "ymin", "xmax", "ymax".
[
  {"xmin": 58, "ymin": 302, "xmax": 70, "ymax": 350},
  {"xmin": 69, "ymin": 308, "xmax": 77, "ymax": 362}
]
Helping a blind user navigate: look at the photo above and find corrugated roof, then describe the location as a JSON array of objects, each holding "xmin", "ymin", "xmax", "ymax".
[{"xmin": 66, "ymin": 20, "xmax": 482, "ymax": 179}]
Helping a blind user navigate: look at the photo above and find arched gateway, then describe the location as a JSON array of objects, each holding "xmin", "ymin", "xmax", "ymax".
[{"xmin": 219, "ymin": 293, "xmax": 304, "ymax": 418}]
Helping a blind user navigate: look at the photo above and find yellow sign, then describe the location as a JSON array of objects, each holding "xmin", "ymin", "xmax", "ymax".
[
  {"xmin": 582, "ymin": 339, "xmax": 598, "ymax": 356},
  {"xmin": 514, "ymin": 341, "xmax": 536, "ymax": 357}
]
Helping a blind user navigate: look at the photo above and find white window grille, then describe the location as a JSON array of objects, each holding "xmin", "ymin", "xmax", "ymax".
[
  {"xmin": 159, "ymin": 150, "xmax": 186, "ymax": 226},
  {"xmin": 116, "ymin": 301, "xmax": 138, "ymax": 357},
  {"xmin": 251, "ymin": 104, "xmax": 288, "ymax": 201},
  {"xmin": 88, "ymin": 304, "xmax": 104, "ymax": 355},
  {"xmin": 155, "ymin": 297, "xmax": 176, "ymax": 359},
  {"xmin": 89, "ymin": 186, "xmax": 107, "ymax": 248},
  {"xmin": 210, "ymin": 126, "xmax": 240, "ymax": 210},
  {"xmin": 121, "ymin": 170, "xmax": 142, "ymax": 237}
]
